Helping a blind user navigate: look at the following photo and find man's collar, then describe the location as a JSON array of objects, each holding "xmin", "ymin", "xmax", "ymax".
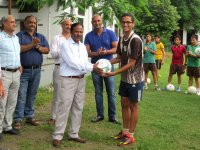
[
  {"xmin": 69, "ymin": 37, "xmax": 81, "ymax": 45},
  {"xmin": 93, "ymin": 27, "xmax": 106, "ymax": 34},
  {"xmin": 24, "ymin": 31, "xmax": 37, "ymax": 36},
  {"xmin": 2, "ymin": 30, "xmax": 15, "ymax": 37}
]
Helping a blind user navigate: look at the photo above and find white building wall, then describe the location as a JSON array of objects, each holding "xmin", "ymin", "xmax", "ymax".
[
  {"xmin": 0, "ymin": 3, "xmax": 93, "ymax": 87},
  {"xmin": 182, "ymin": 29, "xmax": 187, "ymax": 45}
]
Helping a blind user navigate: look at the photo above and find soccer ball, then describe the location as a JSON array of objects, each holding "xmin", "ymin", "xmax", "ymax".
[
  {"xmin": 166, "ymin": 84, "xmax": 175, "ymax": 91},
  {"xmin": 147, "ymin": 78, "xmax": 151, "ymax": 84},
  {"xmin": 187, "ymin": 86, "xmax": 197, "ymax": 94},
  {"xmin": 96, "ymin": 59, "xmax": 112, "ymax": 73},
  {"xmin": 195, "ymin": 47, "xmax": 200, "ymax": 55}
]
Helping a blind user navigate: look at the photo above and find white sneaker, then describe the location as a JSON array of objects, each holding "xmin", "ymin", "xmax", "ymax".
[
  {"xmin": 155, "ymin": 86, "xmax": 161, "ymax": 91},
  {"xmin": 196, "ymin": 91, "xmax": 200, "ymax": 96},
  {"xmin": 176, "ymin": 87, "xmax": 181, "ymax": 92}
]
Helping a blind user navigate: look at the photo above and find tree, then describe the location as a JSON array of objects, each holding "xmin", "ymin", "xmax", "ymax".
[
  {"xmin": 16, "ymin": 0, "xmax": 150, "ymax": 25},
  {"xmin": 135, "ymin": 0, "xmax": 180, "ymax": 38},
  {"xmin": 17, "ymin": 0, "xmax": 181, "ymax": 41},
  {"xmin": 171, "ymin": 0, "xmax": 200, "ymax": 32}
]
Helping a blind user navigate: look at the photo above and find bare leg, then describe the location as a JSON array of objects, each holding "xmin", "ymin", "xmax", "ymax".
[
  {"xmin": 129, "ymin": 101, "xmax": 138, "ymax": 133},
  {"xmin": 121, "ymin": 97, "xmax": 130, "ymax": 129},
  {"xmin": 145, "ymin": 73, "xmax": 148, "ymax": 84},
  {"xmin": 188, "ymin": 76, "xmax": 193, "ymax": 87},
  {"xmin": 168, "ymin": 74, "xmax": 173, "ymax": 84},
  {"xmin": 195, "ymin": 78, "xmax": 200, "ymax": 89},
  {"xmin": 177, "ymin": 74, "xmax": 182, "ymax": 87},
  {"xmin": 156, "ymin": 69, "xmax": 159, "ymax": 81},
  {"xmin": 152, "ymin": 71, "xmax": 158, "ymax": 85}
]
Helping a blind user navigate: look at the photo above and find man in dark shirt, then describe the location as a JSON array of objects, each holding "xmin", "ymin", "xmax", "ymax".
[
  {"xmin": 103, "ymin": 13, "xmax": 144, "ymax": 146},
  {"xmin": 14, "ymin": 15, "xmax": 49, "ymax": 129}
]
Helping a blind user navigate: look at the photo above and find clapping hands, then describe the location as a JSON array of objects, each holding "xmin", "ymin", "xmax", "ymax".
[{"xmin": 98, "ymin": 47, "xmax": 107, "ymax": 55}]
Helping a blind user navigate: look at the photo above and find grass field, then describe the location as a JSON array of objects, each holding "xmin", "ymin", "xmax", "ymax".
[{"xmin": 0, "ymin": 56, "xmax": 199, "ymax": 150}]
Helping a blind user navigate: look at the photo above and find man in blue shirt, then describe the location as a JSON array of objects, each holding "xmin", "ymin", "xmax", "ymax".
[
  {"xmin": 84, "ymin": 15, "xmax": 119, "ymax": 124},
  {"xmin": 13, "ymin": 15, "xmax": 49, "ymax": 129}
]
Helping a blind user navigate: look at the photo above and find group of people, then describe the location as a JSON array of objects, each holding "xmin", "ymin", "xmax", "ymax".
[
  {"xmin": 143, "ymin": 32, "xmax": 200, "ymax": 95},
  {"xmin": 50, "ymin": 13, "xmax": 143, "ymax": 147},
  {"xmin": 143, "ymin": 34, "xmax": 165, "ymax": 90},
  {"xmin": 0, "ymin": 11, "xmax": 199, "ymax": 149},
  {"xmin": 0, "ymin": 15, "xmax": 49, "ymax": 143},
  {"xmin": 0, "ymin": 13, "xmax": 143, "ymax": 147}
]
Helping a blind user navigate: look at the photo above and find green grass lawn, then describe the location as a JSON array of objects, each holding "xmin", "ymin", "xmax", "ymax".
[{"xmin": 0, "ymin": 56, "xmax": 199, "ymax": 150}]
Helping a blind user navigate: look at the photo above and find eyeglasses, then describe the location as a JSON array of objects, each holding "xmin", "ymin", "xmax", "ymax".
[{"xmin": 121, "ymin": 21, "xmax": 133, "ymax": 25}]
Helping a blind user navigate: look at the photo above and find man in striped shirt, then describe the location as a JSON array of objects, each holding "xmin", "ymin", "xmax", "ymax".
[
  {"xmin": 0, "ymin": 15, "xmax": 21, "ymax": 141},
  {"xmin": 103, "ymin": 13, "xmax": 144, "ymax": 146}
]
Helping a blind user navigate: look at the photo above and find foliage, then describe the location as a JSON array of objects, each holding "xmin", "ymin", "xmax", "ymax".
[
  {"xmin": 16, "ymin": 0, "xmax": 148, "ymax": 26},
  {"xmin": 135, "ymin": 0, "xmax": 180, "ymax": 39},
  {"xmin": 17, "ymin": 0, "xmax": 200, "ymax": 41},
  {"xmin": 171, "ymin": 0, "xmax": 200, "ymax": 31}
]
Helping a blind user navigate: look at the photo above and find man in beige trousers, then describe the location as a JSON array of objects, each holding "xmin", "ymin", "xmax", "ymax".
[
  {"xmin": 48, "ymin": 19, "xmax": 72, "ymax": 125},
  {"xmin": 0, "ymin": 15, "xmax": 21, "ymax": 141},
  {"xmin": 52, "ymin": 23, "xmax": 102, "ymax": 147}
]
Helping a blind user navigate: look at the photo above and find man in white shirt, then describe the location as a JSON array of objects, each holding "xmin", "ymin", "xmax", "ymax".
[
  {"xmin": 52, "ymin": 23, "xmax": 102, "ymax": 147},
  {"xmin": 0, "ymin": 15, "xmax": 21, "ymax": 141},
  {"xmin": 48, "ymin": 19, "xmax": 72, "ymax": 125}
]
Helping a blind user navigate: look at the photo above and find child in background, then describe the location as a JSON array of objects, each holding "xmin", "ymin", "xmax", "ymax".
[
  {"xmin": 143, "ymin": 33, "xmax": 160, "ymax": 90},
  {"xmin": 154, "ymin": 35, "xmax": 165, "ymax": 80},
  {"xmin": 163, "ymin": 35, "xmax": 186, "ymax": 92},
  {"xmin": 185, "ymin": 34, "xmax": 200, "ymax": 96}
]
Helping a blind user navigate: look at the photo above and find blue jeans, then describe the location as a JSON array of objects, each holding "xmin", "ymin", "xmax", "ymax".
[
  {"xmin": 92, "ymin": 70, "xmax": 116, "ymax": 119},
  {"xmin": 14, "ymin": 68, "xmax": 41, "ymax": 121}
]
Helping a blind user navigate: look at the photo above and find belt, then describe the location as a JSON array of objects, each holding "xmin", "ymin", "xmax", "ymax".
[
  {"xmin": 55, "ymin": 64, "xmax": 60, "ymax": 66},
  {"xmin": 23, "ymin": 65, "xmax": 41, "ymax": 69},
  {"xmin": 1, "ymin": 67, "xmax": 19, "ymax": 72},
  {"xmin": 63, "ymin": 75, "xmax": 84, "ymax": 79}
]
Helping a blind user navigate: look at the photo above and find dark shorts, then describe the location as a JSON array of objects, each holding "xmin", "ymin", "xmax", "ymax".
[
  {"xmin": 144, "ymin": 63, "xmax": 157, "ymax": 73},
  {"xmin": 156, "ymin": 60, "xmax": 162, "ymax": 70},
  {"xmin": 169, "ymin": 64, "xmax": 185, "ymax": 75},
  {"xmin": 187, "ymin": 67, "xmax": 200, "ymax": 78},
  {"xmin": 119, "ymin": 81, "xmax": 143, "ymax": 102}
]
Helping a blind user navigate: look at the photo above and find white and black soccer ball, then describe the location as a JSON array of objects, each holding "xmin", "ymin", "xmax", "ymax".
[
  {"xmin": 96, "ymin": 59, "xmax": 112, "ymax": 73},
  {"xmin": 187, "ymin": 86, "xmax": 197, "ymax": 94},
  {"xmin": 166, "ymin": 84, "xmax": 175, "ymax": 91}
]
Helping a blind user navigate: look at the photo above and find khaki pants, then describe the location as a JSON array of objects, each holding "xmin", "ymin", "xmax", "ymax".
[
  {"xmin": 52, "ymin": 77, "xmax": 85, "ymax": 140},
  {"xmin": 50, "ymin": 65, "xmax": 61, "ymax": 119},
  {"xmin": 0, "ymin": 70, "xmax": 20, "ymax": 133}
]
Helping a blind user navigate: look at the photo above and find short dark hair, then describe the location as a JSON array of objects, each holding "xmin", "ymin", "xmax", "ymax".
[
  {"xmin": 146, "ymin": 32, "xmax": 152, "ymax": 38},
  {"xmin": 191, "ymin": 34, "xmax": 198, "ymax": 40},
  {"xmin": 70, "ymin": 23, "xmax": 83, "ymax": 32},
  {"xmin": 174, "ymin": 35, "xmax": 181, "ymax": 40},
  {"xmin": 121, "ymin": 13, "xmax": 134, "ymax": 22},
  {"xmin": 154, "ymin": 34, "xmax": 160, "ymax": 38},
  {"xmin": 0, "ymin": 17, "xmax": 6, "ymax": 31},
  {"xmin": 24, "ymin": 15, "xmax": 37, "ymax": 22}
]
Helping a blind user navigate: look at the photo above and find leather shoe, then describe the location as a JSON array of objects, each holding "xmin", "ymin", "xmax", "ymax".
[
  {"xmin": 68, "ymin": 137, "xmax": 86, "ymax": 143},
  {"xmin": 26, "ymin": 118, "xmax": 40, "ymax": 126},
  {"xmin": 0, "ymin": 133, "xmax": 3, "ymax": 141},
  {"xmin": 109, "ymin": 118, "xmax": 121, "ymax": 125},
  {"xmin": 52, "ymin": 139, "xmax": 61, "ymax": 147},
  {"xmin": 3, "ymin": 129, "xmax": 19, "ymax": 135},
  {"xmin": 47, "ymin": 119, "xmax": 55, "ymax": 125},
  {"xmin": 91, "ymin": 116, "xmax": 104, "ymax": 123}
]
